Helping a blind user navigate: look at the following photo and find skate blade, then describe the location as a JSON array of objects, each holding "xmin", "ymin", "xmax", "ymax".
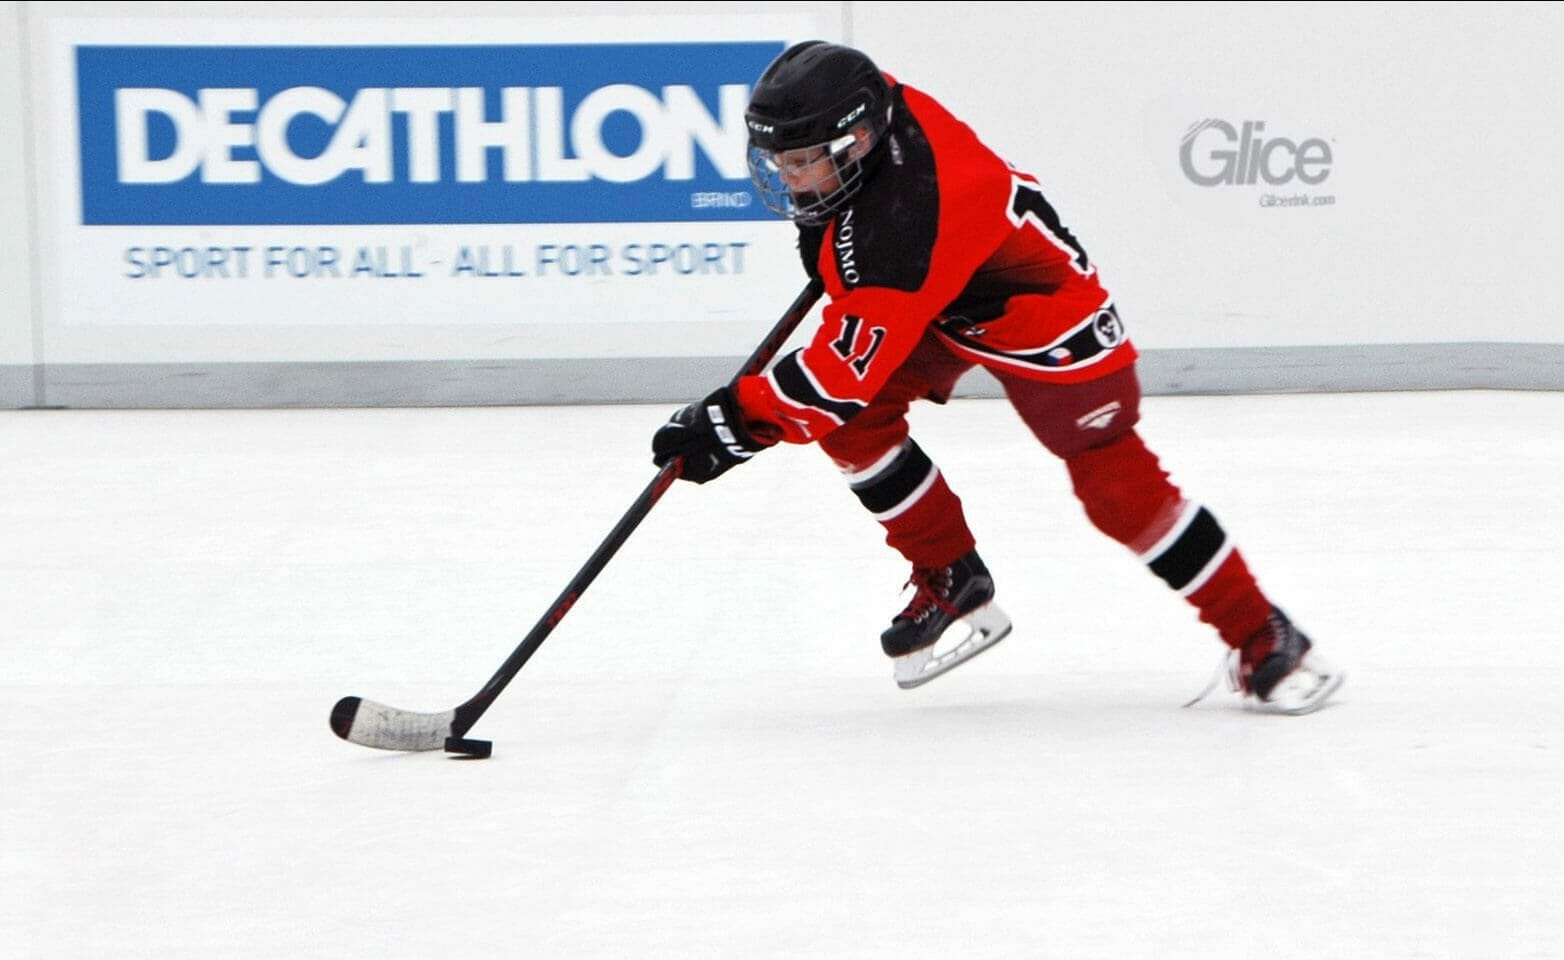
[
  {"xmin": 893, "ymin": 602, "xmax": 1012, "ymax": 689},
  {"xmin": 1256, "ymin": 652, "xmax": 1346, "ymax": 715}
]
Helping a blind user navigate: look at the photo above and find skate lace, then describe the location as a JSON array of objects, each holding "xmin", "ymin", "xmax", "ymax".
[
  {"xmin": 1181, "ymin": 648, "xmax": 1242, "ymax": 709},
  {"xmin": 900, "ymin": 566, "xmax": 959, "ymax": 623},
  {"xmin": 1183, "ymin": 614, "xmax": 1285, "ymax": 708}
]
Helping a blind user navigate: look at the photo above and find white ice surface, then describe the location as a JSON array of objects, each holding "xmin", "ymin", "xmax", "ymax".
[{"xmin": 3, "ymin": 389, "xmax": 1562, "ymax": 959}]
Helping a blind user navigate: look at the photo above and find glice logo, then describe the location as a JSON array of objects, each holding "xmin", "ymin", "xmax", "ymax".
[
  {"xmin": 1179, "ymin": 119, "xmax": 1332, "ymax": 187},
  {"xmin": 76, "ymin": 42, "xmax": 784, "ymax": 225}
]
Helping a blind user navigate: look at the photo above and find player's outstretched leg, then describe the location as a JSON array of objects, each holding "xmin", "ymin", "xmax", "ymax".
[
  {"xmin": 880, "ymin": 549, "xmax": 1012, "ymax": 689},
  {"xmin": 1064, "ymin": 429, "xmax": 1345, "ymax": 713}
]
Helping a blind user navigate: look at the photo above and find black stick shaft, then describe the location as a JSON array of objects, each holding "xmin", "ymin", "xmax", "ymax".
[{"xmin": 450, "ymin": 277, "xmax": 824, "ymax": 737}]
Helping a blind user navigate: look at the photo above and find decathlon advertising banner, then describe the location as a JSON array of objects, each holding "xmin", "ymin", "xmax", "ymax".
[{"xmin": 35, "ymin": 13, "xmax": 831, "ymax": 360}]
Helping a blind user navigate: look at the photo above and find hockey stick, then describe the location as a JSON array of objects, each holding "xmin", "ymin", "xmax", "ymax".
[{"xmin": 330, "ymin": 277, "xmax": 824, "ymax": 758}]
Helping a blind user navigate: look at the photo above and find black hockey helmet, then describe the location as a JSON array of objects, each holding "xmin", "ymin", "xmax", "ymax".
[{"xmin": 745, "ymin": 41, "xmax": 893, "ymax": 223}]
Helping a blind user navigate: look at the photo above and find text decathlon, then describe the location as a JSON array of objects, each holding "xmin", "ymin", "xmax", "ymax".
[{"xmin": 113, "ymin": 84, "xmax": 752, "ymax": 186}]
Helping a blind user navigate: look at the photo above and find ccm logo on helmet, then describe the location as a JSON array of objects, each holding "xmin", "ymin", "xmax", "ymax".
[{"xmin": 835, "ymin": 103, "xmax": 866, "ymax": 129}]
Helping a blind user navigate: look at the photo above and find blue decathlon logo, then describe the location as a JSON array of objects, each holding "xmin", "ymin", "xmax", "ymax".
[{"xmin": 75, "ymin": 42, "xmax": 784, "ymax": 225}]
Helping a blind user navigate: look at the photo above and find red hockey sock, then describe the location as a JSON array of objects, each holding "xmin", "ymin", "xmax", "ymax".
[
  {"xmin": 1066, "ymin": 431, "xmax": 1270, "ymax": 647},
  {"xmin": 842, "ymin": 439, "xmax": 975, "ymax": 568},
  {"xmin": 1184, "ymin": 548, "xmax": 1272, "ymax": 649},
  {"xmin": 880, "ymin": 471, "xmax": 975, "ymax": 567}
]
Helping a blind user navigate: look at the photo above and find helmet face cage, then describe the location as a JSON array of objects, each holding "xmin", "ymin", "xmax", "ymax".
[{"xmin": 747, "ymin": 121, "xmax": 874, "ymax": 224}]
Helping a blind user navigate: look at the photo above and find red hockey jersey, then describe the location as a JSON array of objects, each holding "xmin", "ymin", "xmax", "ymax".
[{"xmin": 735, "ymin": 82, "xmax": 1136, "ymax": 444}]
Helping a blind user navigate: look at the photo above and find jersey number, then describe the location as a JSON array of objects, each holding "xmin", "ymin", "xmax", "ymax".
[
  {"xmin": 1009, "ymin": 177, "xmax": 1092, "ymax": 275},
  {"xmin": 831, "ymin": 315, "xmax": 886, "ymax": 379}
]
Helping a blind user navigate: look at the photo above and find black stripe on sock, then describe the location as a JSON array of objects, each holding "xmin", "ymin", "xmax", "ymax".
[
  {"xmin": 1147, "ymin": 507, "xmax": 1226, "ymax": 591},
  {"xmin": 851, "ymin": 442, "xmax": 934, "ymax": 515}
]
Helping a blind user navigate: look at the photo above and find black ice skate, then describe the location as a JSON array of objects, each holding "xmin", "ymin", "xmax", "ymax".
[
  {"xmin": 881, "ymin": 550, "xmax": 1012, "ymax": 689},
  {"xmin": 1239, "ymin": 607, "xmax": 1345, "ymax": 713},
  {"xmin": 1187, "ymin": 607, "xmax": 1345, "ymax": 714}
]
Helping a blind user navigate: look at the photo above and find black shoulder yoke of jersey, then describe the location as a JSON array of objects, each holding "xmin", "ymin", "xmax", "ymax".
[{"xmin": 825, "ymin": 89, "xmax": 939, "ymax": 294}]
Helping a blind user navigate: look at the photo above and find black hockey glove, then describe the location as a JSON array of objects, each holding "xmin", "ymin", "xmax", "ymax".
[{"xmin": 651, "ymin": 386, "xmax": 776, "ymax": 484}]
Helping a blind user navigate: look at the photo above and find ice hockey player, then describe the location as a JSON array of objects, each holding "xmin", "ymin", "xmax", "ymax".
[{"xmin": 651, "ymin": 41, "xmax": 1344, "ymax": 714}]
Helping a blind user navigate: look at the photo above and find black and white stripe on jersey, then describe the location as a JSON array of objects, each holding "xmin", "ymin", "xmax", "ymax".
[
  {"xmin": 846, "ymin": 439, "xmax": 938, "ymax": 520},
  {"xmin": 1138, "ymin": 502, "xmax": 1233, "ymax": 596},
  {"xmin": 766, "ymin": 352, "xmax": 867, "ymax": 426},
  {"xmin": 936, "ymin": 302, "xmax": 1125, "ymax": 376}
]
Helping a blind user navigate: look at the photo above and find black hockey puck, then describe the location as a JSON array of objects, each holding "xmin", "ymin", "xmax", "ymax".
[
  {"xmin": 444, "ymin": 736, "xmax": 492, "ymax": 759},
  {"xmin": 329, "ymin": 697, "xmax": 361, "ymax": 740}
]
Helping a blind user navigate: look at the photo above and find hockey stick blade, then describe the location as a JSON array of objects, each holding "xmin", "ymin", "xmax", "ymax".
[{"xmin": 330, "ymin": 695, "xmax": 455, "ymax": 752}]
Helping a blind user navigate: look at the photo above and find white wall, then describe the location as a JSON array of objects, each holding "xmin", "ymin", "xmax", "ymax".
[
  {"xmin": 852, "ymin": 2, "xmax": 1564, "ymax": 350},
  {"xmin": 0, "ymin": 2, "xmax": 37, "ymax": 406},
  {"xmin": 2, "ymin": 0, "xmax": 1560, "ymax": 407}
]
